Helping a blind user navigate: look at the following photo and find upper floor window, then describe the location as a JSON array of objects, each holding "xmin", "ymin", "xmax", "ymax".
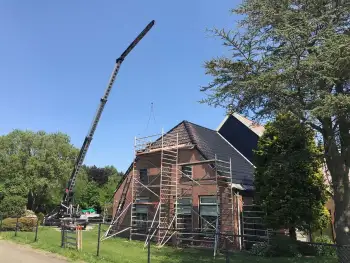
[
  {"xmin": 181, "ymin": 165, "xmax": 192, "ymax": 178},
  {"xmin": 140, "ymin": 168, "xmax": 148, "ymax": 184}
]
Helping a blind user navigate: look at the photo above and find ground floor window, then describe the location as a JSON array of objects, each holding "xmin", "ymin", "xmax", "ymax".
[
  {"xmin": 199, "ymin": 196, "xmax": 219, "ymax": 232},
  {"xmin": 176, "ymin": 198, "xmax": 192, "ymax": 231},
  {"xmin": 176, "ymin": 198, "xmax": 192, "ymax": 215},
  {"xmin": 134, "ymin": 197, "xmax": 148, "ymax": 231}
]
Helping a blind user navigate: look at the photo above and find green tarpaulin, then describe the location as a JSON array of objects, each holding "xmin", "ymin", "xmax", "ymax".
[{"xmin": 81, "ymin": 208, "xmax": 96, "ymax": 213}]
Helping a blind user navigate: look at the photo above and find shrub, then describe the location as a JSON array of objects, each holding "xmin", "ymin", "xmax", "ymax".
[
  {"xmin": 314, "ymin": 236, "xmax": 336, "ymax": 257},
  {"xmin": 250, "ymin": 242, "xmax": 270, "ymax": 256},
  {"xmin": 25, "ymin": 210, "xmax": 36, "ymax": 217},
  {"xmin": 266, "ymin": 235, "xmax": 301, "ymax": 257},
  {"xmin": 297, "ymin": 241, "xmax": 318, "ymax": 256},
  {"xmin": 1, "ymin": 217, "xmax": 38, "ymax": 231},
  {"xmin": 36, "ymin": 212, "xmax": 45, "ymax": 224},
  {"xmin": 0, "ymin": 196, "xmax": 26, "ymax": 218}
]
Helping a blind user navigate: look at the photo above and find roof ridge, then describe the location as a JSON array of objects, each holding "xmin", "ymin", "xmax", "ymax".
[
  {"xmin": 184, "ymin": 120, "xmax": 216, "ymax": 132},
  {"xmin": 183, "ymin": 121, "xmax": 196, "ymax": 145},
  {"xmin": 231, "ymin": 113, "xmax": 265, "ymax": 137},
  {"xmin": 163, "ymin": 120, "xmax": 186, "ymax": 135},
  {"xmin": 233, "ymin": 113, "xmax": 264, "ymax": 126}
]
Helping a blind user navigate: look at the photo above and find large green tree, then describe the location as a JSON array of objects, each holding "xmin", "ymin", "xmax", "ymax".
[
  {"xmin": 254, "ymin": 113, "xmax": 329, "ymax": 239},
  {"xmin": 0, "ymin": 130, "xmax": 78, "ymax": 213},
  {"xmin": 74, "ymin": 165, "xmax": 122, "ymax": 212},
  {"xmin": 201, "ymin": 0, "xmax": 350, "ymax": 245},
  {"xmin": 0, "ymin": 176, "xmax": 28, "ymax": 218}
]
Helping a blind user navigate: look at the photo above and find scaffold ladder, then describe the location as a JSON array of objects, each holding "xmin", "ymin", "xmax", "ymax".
[{"xmin": 158, "ymin": 132, "xmax": 179, "ymax": 246}]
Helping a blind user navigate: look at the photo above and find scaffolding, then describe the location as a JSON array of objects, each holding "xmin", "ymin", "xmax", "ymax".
[
  {"xmin": 241, "ymin": 204, "xmax": 269, "ymax": 249},
  {"xmin": 105, "ymin": 130, "xmax": 237, "ymax": 255}
]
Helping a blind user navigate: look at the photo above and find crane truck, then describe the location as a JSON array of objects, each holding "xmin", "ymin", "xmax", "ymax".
[{"xmin": 43, "ymin": 20, "xmax": 155, "ymax": 229}]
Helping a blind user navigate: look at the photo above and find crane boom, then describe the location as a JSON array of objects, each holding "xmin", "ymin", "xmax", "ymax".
[{"xmin": 62, "ymin": 20, "xmax": 155, "ymax": 209}]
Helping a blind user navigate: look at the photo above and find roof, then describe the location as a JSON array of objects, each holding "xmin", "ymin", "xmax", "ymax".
[
  {"xmin": 112, "ymin": 120, "xmax": 255, "ymax": 198},
  {"xmin": 217, "ymin": 113, "xmax": 265, "ymax": 137},
  {"xmin": 183, "ymin": 121, "xmax": 254, "ymax": 184}
]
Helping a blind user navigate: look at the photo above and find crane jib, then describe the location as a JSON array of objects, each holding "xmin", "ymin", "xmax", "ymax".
[
  {"xmin": 61, "ymin": 20, "xmax": 155, "ymax": 208},
  {"xmin": 118, "ymin": 20, "xmax": 155, "ymax": 62}
]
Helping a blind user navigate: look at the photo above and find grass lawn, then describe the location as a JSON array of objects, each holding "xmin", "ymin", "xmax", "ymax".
[{"xmin": 0, "ymin": 225, "xmax": 337, "ymax": 263}]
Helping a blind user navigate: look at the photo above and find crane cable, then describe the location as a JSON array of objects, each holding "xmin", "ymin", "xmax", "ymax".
[{"xmin": 144, "ymin": 102, "xmax": 157, "ymax": 133}]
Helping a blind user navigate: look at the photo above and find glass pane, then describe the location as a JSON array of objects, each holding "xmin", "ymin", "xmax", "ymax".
[
  {"xmin": 140, "ymin": 169, "xmax": 148, "ymax": 183},
  {"xmin": 200, "ymin": 196, "xmax": 217, "ymax": 204},
  {"xmin": 182, "ymin": 166, "xmax": 192, "ymax": 176},
  {"xmin": 201, "ymin": 215, "xmax": 217, "ymax": 232},
  {"xmin": 135, "ymin": 205, "xmax": 148, "ymax": 214},
  {"xmin": 177, "ymin": 198, "xmax": 192, "ymax": 205},
  {"xmin": 136, "ymin": 197, "xmax": 149, "ymax": 203},
  {"xmin": 200, "ymin": 205, "xmax": 218, "ymax": 216},
  {"xmin": 177, "ymin": 206, "xmax": 191, "ymax": 215}
]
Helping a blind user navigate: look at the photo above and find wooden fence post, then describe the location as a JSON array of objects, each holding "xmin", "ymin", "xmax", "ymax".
[
  {"xmin": 15, "ymin": 217, "xmax": 19, "ymax": 237},
  {"xmin": 96, "ymin": 223, "xmax": 101, "ymax": 257},
  {"xmin": 148, "ymin": 236, "xmax": 151, "ymax": 263},
  {"xmin": 34, "ymin": 218, "xmax": 39, "ymax": 242}
]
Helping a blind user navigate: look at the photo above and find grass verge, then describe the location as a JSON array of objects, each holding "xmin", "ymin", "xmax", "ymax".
[{"xmin": 0, "ymin": 225, "xmax": 337, "ymax": 263}]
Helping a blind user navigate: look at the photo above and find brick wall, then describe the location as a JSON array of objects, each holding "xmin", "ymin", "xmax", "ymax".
[{"xmin": 112, "ymin": 148, "xmax": 247, "ymax": 244}]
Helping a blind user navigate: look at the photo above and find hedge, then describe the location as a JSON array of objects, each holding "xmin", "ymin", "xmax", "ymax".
[{"xmin": 1, "ymin": 217, "xmax": 38, "ymax": 232}]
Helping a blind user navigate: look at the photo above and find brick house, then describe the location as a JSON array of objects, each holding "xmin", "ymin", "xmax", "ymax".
[
  {"xmin": 108, "ymin": 117, "xmax": 257, "ymax": 250},
  {"xmin": 108, "ymin": 113, "xmax": 336, "ymax": 251}
]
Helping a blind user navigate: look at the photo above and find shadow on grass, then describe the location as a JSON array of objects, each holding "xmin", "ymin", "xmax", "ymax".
[{"xmin": 151, "ymin": 246, "xmax": 338, "ymax": 263}]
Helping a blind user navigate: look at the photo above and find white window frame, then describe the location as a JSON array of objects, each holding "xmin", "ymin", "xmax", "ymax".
[{"xmin": 181, "ymin": 165, "xmax": 193, "ymax": 178}]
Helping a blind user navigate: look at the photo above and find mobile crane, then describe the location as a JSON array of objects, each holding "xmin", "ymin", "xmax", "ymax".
[{"xmin": 44, "ymin": 20, "xmax": 155, "ymax": 228}]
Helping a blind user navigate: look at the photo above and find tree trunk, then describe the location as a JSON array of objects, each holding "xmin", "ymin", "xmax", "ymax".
[
  {"xmin": 333, "ymin": 183, "xmax": 350, "ymax": 245},
  {"xmin": 289, "ymin": 226, "xmax": 297, "ymax": 240},
  {"xmin": 325, "ymin": 158, "xmax": 350, "ymax": 246},
  {"xmin": 27, "ymin": 191, "xmax": 34, "ymax": 211},
  {"xmin": 322, "ymin": 118, "xmax": 350, "ymax": 246}
]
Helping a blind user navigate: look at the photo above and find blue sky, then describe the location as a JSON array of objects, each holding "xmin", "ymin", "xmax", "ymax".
[{"xmin": 0, "ymin": 0, "xmax": 241, "ymax": 172}]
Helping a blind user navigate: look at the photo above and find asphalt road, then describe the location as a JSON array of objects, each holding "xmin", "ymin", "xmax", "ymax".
[{"xmin": 0, "ymin": 240, "xmax": 68, "ymax": 263}]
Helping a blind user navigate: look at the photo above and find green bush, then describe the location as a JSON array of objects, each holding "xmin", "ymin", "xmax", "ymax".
[
  {"xmin": 297, "ymin": 241, "xmax": 318, "ymax": 256},
  {"xmin": 0, "ymin": 196, "xmax": 26, "ymax": 218},
  {"xmin": 266, "ymin": 235, "xmax": 301, "ymax": 257},
  {"xmin": 314, "ymin": 236, "xmax": 336, "ymax": 257},
  {"xmin": 36, "ymin": 212, "xmax": 45, "ymax": 224},
  {"xmin": 1, "ymin": 217, "xmax": 38, "ymax": 232},
  {"xmin": 25, "ymin": 210, "xmax": 36, "ymax": 217},
  {"xmin": 250, "ymin": 242, "xmax": 270, "ymax": 256}
]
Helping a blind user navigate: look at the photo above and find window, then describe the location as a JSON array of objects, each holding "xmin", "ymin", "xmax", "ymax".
[
  {"xmin": 181, "ymin": 165, "xmax": 192, "ymax": 178},
  {"xmin": 175, "ymin": 198, "xmax": 192, "ymax": 231},
  {"xmin": 176, "ymin": 198, "xmax": 192, "ymax": 215},
  {"xmin": 134, "ymin": 197, "xmax": 148, "ymax": 231},
  {"xmin": 139, "ymin": 168, "xmax": 148, "ymax": 184},
  {"xmin": 199, "ymin": 196, "xmax": 219, "ymax": 232}
]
